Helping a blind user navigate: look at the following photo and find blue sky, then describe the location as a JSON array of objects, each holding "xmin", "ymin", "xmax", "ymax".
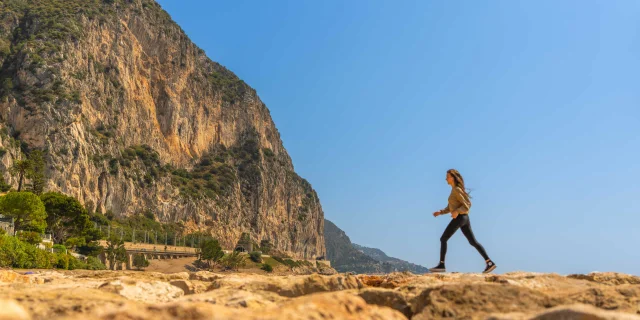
[{"xmin": 156, "ymin": 0, "xmax": 640, "ymax": 275}]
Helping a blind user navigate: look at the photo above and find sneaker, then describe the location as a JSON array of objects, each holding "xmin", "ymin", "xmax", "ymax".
[
  {"xmin": 483, "ymin": 261, "xmax": 496, "ymax": 274},
  {"xmin": 429, "ymin": 262, "xmax": 446, "ymax": 273}
]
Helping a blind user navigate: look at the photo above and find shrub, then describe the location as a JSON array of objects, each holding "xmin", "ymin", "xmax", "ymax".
[
  {"xmin": 221, "ymin": 251, "xmax": 245, "ymax": 271},
  {"xmin": 55, "ymin": 252, "xmax": 69, "ymax": 269},
  {"xmin": 261, "ymin": 263, "xmax": 273, "ymax": 273},
  {"xmin": 67, "ymin": 255, "xmax": 86, "ymax": 270},
  {"xmin": 249, "ymin": 251, "xmax": 262, "ymax": 263},
  {"xmin": 85, "ymin": 256, "xmax": 107, "ymax": 270},
  {"xmin": 133, "ymin": 253, "xmax": 149, "ymax": 270},
  {"xmin": 53, "ymin": 244, "xmax": 67, "ymax": 253}
]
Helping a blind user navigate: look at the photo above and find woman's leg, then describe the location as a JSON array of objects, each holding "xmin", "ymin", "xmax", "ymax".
[
  {"xmin": 459, "ymin": 216, "xmax": 490, "ymax": 261},
  {"xmin": 439, "ymin": 217, "xmax": 462, "ymax": 263}
]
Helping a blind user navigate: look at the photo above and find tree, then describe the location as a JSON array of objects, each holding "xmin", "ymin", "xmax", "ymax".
[
  {"xmin": 105, "ymin": 236, "xmax": 126, "ymax": 270},
  {"xmin": 40, "ymin": 192, "xmax": 92, "ymax": 244},
  {"xmin": 200, "ymin": 238, "xmax": 224, "ymax": 268},
  {"xmin": 64, "ymin": 237, "xmax": 86, "ymax": 252},
  {"xmin": 9, "ymin": 160, "xmax": 31, "ymax": 192},
  {"xmin": 0, "ymin": 192, "xmax": 46, "ymax": 233},
  {"xmin": 132, "ymin": 253, "xmax": 149, "ymax": 270},
  {"xmin": 17, "ymin": 231, "xmax": 42, "ymax": 245},
  {"xmin": 0, "ymin": 172, "xmax": 11, "ymax": 192},
  {"xmin": 26, "ymin": 150, "xmax": 46, "ymax": 195},
  {"xmin": 221, "ymin": 251, "xmax": 245, "ymax": 271}
]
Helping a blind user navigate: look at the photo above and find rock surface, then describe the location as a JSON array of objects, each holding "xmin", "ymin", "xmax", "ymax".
[{"xmin": 1, "ymin": 270, "xmax": 640, "ymax": 320}]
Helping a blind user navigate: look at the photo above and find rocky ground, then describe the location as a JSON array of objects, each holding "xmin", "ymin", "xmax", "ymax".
[{"xmin": 1, "ymin": 269, "xmax": 639, "ymax": 320}]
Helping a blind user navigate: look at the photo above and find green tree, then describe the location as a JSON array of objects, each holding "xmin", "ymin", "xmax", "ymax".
[
  {"xmin": 17, "ymin": 231, "xmax": 42, "ymax": 245},
  {"xmin": 200, "ymin": 238, "xmax": 224, "ymax": 268},
  {"xmin": 0, "ymin": 172, "xmax": 11, "ymax": 192},
  {"xmin": 104, "ymin": 236, "xmax": 126, "ymax": 270},
  {"xmin": 9, "ymin": 160, "xmax": 31, "ymax": 192},
  {"xmin": 64, "ymin": 237, "xmax": 86, "ymax": 252},
  {"xmin": 40, "ymin": 192, "xmax": 92, "ymax": 244},
  {"xmin": 0, "ymin": 192, "xmax": 46, "ymax": 233},
  {"xmin": 132, "ymin": 253, "xmax": 149, "ymax": 270},
  {"xmin": 26, "ymin": 150, "xmax": 46, "ymax": 195}
]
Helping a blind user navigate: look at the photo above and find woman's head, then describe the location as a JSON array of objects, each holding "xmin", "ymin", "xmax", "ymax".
[{"xmin": 446, "ymin": 169, "xmax": 465, "ymax": 189}]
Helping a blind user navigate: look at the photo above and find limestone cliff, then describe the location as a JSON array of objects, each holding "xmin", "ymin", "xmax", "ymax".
[{"xmin": 0, "ymin": 0, "xmax": 325, "ymax": 259}]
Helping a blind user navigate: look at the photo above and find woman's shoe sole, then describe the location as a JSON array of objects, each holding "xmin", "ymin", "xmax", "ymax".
[
  {"xmin": 429, "ymin": 268, "xmax": 446, "ymax": 273},
  {"xmin": 483, "ymin": 265, "xmax": 497, "ymax": 274}
]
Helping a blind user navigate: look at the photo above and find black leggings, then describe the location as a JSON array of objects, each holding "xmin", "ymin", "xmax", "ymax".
[{"xmin": 440, "ymin": 214, "xmax": 490, "ymax": 262}]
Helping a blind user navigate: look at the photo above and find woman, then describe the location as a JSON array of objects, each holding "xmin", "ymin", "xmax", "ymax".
[{"xmin": 429, "ymin": 169, "xmax": 496, "ymax": 273}]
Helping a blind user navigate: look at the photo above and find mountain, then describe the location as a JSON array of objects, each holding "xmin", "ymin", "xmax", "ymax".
[
  {"xmin": 324, "ymin": 219, "xmax": 428, "ymax": 274},
  {"xmin": 0, "ymin": 0, "xmax": 324, "ymax": 259},
  {"xmin": 323, "ymin": 219, "xmax": 381, "ymax": 273},
  {"xmin": 352, "ymin": 243, "xmax": 429, "ymax": 274}
]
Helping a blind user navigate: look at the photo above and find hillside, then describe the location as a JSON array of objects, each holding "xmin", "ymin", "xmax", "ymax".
[
  {"xmin": 0, "ymin": 0, "xmax": 324, "ymax": 259},
  {"xmin": 352, "ymin": 243, "xmax": 429, "ymax": 274},
  {"xmin": 324, "ymin": 219, "xmax": 428, "ymax": 274}
]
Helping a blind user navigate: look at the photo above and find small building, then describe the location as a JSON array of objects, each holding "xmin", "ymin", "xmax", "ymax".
[
  {"xmin": 234, "ymin": 232, "xmax": 252, "ymax": 252},
  {"xmin": 0, "ymin": 214, "xmax": 14, "ymax": 235}
]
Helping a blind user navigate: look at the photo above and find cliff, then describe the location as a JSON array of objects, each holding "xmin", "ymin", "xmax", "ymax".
[{"xmin": 0, "ymin": 0, "xmax": 324, "ymax": 259}]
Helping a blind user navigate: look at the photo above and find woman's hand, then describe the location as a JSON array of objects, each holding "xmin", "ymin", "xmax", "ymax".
[
  {"xmin": 451, "ymin": 212, "xmax": 459, "ymax": 219},
  {"xmin": 433, "ymin": 211, "xmax": 441, "ymax": 217}
]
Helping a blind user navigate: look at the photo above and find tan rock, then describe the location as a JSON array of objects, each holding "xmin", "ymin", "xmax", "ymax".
[
  {"xmin": 0, "ymin": 299, "xmax": 30, "ymax": 320},
  {"xmin": 89, "ymin": 292, "xmax": 406, "ymax": 320},
  {"xmin": 567, "ymin": 273, "xmax": 640, "ymax": 286},
  {"xmin": 357, "ymin": 288, "xmax": 412, "ymax": 318},
  {"xmin": 166, "ymin": 272, "xmax": 190, "ymax": 281},
  {"xmin": 170, "ymin": 280, "xmax": 206, "ymax": 295},
  {"xmin": 0, "ymin": 270, "xmax": 31, "ymax": 284},
  {"xmin": 209, "ymin": 273, "xmax": 363, "ymax": 297},
  {"xmin": 98, "ymin": 278, "xmax": 184, "ymax": 303},
  {"xmin": 530, "ymin": 304, "xmax": 640, "ymax": 320},
  {"xmin": 189, "ymin": 271, "xmax": 219, "ymax": 282},
  {"xmin": 179, "ymin": 288, "xmax": 285, "ymax": 309}
]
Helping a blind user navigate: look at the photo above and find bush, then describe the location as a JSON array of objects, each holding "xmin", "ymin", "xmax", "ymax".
[
  {"xmin": 133, "ymin": 253, "xmax": 150, "ymax": 270},
  {"xmin": 55, "ymin": 252, "xmax": 69, "ymax": 269},
  {"xmin": 53, "ymin": 244, "xmax": 67, "ymax": 253},
  {"xmin": 249, "ymin": 251, "xmax": 262, "ymax": 263},
  {"xmin": 67, "ymin": 255, "xmax": 86, "ymax": 270},
  {"xmin": 0, "ymin": 234, "xmax": 56, "ymax": 269},
  {"xmin": 85, "ymin": 256, "xmax": 107, "ymax": 270},
  {"xmin": 221, "ymin": 251, "xmax": 245, "ymax": 271},
  {"xmin": 261, "ymin": 263, "xmax": 273, "ymax": 273}
]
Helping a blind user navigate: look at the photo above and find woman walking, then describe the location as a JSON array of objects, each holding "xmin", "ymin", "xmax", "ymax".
[{"xmin": 429, "ymin": 169, "xmax": 496, "ymax": 273}]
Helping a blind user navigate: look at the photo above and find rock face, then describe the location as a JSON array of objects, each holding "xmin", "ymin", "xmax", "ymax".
[
  {"xmin": 2, "ymin": 270, "xmax": 640, "ymax": 320},
  {"xmin": 325, "ymin": 219, "xmax": 428, "ymax": 274},
  {"xmin": 0, "ymin": 0, "xmax": 324, "ymax": 259}
]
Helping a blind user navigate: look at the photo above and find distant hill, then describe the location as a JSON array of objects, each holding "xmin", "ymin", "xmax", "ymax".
[
  {"xmin": 352, "ymin": 243, "xmax": 429, "ymax": 274},
  {"xmin": 324, "ymin": 219, "xmax": 428, "ymax": 274}
]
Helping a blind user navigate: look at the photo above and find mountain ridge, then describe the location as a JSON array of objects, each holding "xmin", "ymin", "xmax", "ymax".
[{"xmin": 324, "ymin": 219, "xmax": 428, "ymax": 274}]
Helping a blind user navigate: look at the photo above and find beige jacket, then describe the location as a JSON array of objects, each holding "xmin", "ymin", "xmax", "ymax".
[{"xmin": 440, "ymin": 187, "xmax": 471, "ymax": 215}]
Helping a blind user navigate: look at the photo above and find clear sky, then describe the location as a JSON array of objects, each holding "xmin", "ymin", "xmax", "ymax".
[{"xmin": 156, "ymin": 0, "xmax": 640, "ymax": 275}]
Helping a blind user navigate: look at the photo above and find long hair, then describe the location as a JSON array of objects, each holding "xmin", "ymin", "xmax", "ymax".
[{"xmin": 447, "ymin": 169, "xmax": 472, "ymax": 198}]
